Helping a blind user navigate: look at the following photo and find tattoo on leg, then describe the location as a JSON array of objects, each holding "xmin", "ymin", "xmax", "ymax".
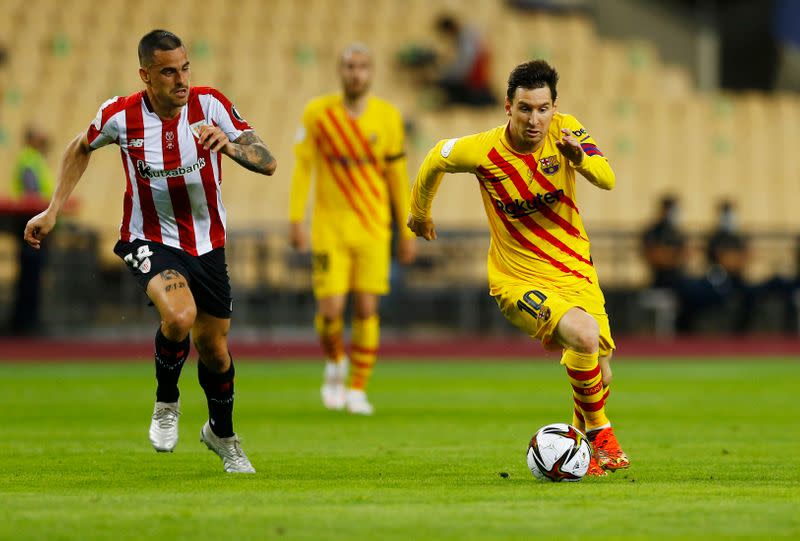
[
  {"xmin": 164, "ymin": 282, "xmax": 187, "ymax": 293},
  {"xmin": 160, "ymin": 270, "xmax": 182, "ymax": 281}
]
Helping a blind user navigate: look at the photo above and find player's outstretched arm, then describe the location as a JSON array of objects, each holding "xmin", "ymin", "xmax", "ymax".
[
  {"xmin": 24, "ymin": 132, "xmax": 92, "ymax": 249},
  {"xmin": 198, "ymin": 126, "xmax": 277, "ymax": 175},
  {"xmin": 407, "ymin": 135, "xmax": 477, "ymax": 241}
]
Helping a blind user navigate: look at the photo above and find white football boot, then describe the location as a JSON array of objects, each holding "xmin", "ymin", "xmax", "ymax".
[
  {"xmin": 200, "ymin": 421, "xmax": 256, "ymax": 473},
  {"xmin": 321, "ymin": 358, "xmax": 348, "ymax": 410},
  {"xmin": 149, "ymin": 401, "xmax": 180, "ymax": 452},
  {"xmin": 345, "ymin": 388, "xmax": 374, "ymax": 415}
]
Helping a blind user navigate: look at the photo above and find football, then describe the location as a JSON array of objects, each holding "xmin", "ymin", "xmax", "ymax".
[{"xmin": 527, "ymin": 423, "xmax": 592, "ymax": 482}]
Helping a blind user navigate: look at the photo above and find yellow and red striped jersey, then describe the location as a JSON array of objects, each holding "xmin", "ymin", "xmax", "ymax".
[
  {"xmin": 410, "ymin": 112, "xmax": 615, "ymax": 292},
  {"xmin": 290, "ymin": 94, "xmax": 414, "ymax": 243}
]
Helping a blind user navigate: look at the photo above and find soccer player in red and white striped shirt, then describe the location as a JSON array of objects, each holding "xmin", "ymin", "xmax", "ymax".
[{"xmin": 23, "ymin": 30, "xmax": 276, "ymax": 473}]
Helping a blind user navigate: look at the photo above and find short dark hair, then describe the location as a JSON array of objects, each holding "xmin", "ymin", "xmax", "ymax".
[
  {"xmin": 138, "ymin": 29, "xmax": 183, "ymax": 67},
  {"xmin": 506, "ymin": 60, "xmax": 559, "ymax": 103}
]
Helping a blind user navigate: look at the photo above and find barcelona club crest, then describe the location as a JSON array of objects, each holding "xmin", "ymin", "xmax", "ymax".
[{"xmin": 539, "ymin": 155, "xmax": 560, "ymax": 175}]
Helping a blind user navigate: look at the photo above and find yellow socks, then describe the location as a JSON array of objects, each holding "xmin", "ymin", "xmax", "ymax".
[
  {"xmin": 349, "ymin": 315, "xmax": 379, "ymax": 390},
  {"xmin": 561, "ymin": 349, "xmax": 609, "ymax": 431},
  {"xmin": 314, "ymin": 314, "xmax": 345, "ymax": 363}
]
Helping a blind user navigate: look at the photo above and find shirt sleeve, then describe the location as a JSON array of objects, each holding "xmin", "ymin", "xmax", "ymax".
[
  {"xmin": 289, "ymin": 104, "xmax": 316, "ymax": 222},
  {"xmin": 207, "ymin": 89, "xmax": 253, "ymax": 141},
  {"xmin": 561, "ymin": 114, "xmax": 615, "ymax": 190},
  {"xmin": 383, "ymin": 108, "xmax": 415, "ymax": 239},
  {"xmin": 86, "ymin": 97, "xmax": 121, "ymax": 150},
  {"xmin": 409, "ymin": 133, "xmax": 481, "ymax": 221}
]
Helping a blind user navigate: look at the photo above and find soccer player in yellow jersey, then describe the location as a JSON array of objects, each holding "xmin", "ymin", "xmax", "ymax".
[
  {"xmin": 289, "ymin": 44, "xmax": 416, "ymax": 415},
  {"xmin": 408, "ymin": 60, "xmax": 629, "ymax": 475}
]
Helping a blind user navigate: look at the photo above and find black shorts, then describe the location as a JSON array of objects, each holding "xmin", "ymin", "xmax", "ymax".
[{"xmin": 114, "ymin": 239, "xmax": 232, "ymax": 319}]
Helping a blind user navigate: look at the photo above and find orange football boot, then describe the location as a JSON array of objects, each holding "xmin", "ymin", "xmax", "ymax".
[
  {"xmin": 585, "ymin": 455, "xmax": 607, "ymax": 477},
  {"xmin": 588, "ymin": 426, "xmax": 630, "ymax": 471}
]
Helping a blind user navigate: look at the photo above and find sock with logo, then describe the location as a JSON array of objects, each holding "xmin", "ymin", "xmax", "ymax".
[
  {"xmin": 154, "ymin": 327, "xmax": 189, "ymax": 403},
  {"xmin": 198, "ymin": 357, "xmax": 235, "ymax": 438},
  {"xmin": 561, "ymin": 349, "xmax": 609, "ymax": 431},
  {"xmin": 348, "ymin": 315, "xmax": 380, "ymax": 390},
  {"xmin": 572, "ymin": 385, "xmax": 610, "ymax": 432},
  {"xmin": 315, "ymin": 314, "xmax": 346, "ymax": 363}
]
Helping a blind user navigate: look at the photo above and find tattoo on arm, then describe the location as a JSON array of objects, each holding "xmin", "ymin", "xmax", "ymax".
[{"xmin": 228, "ymin": 131, "xmax": 276, "ymax": 175}]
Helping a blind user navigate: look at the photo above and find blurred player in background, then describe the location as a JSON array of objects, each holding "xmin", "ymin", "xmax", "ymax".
[
  {"xmin": 23, "ymin": 30, "xmax": 276, "ymax": 473},
  {"xmin": 408, "ymin": 60, "xmax": 628, "ymax": 476},
  {"xmin": 289, "ymin": 43, "xmax": 416, "ymax": 415},
  {"xmin": 10, "ymin": 125, "xmax": 54, "ymax": 335}
]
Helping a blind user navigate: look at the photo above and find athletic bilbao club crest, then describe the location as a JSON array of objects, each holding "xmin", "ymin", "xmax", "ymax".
[
  {"xmin": 539, "ymin": 155, "xmax": 560, "ymax": 175},
  {"xmin": 165, "ymin": 131, "xmax": 175, "ymax": 150}
]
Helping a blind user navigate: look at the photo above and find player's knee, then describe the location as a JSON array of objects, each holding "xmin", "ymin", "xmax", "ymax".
[
  {"xmin": 195, "ymin": 340, "xmax": 229, "ymax": 372},
  {"xmin": 353, "ymin": 305, "xmax": 377, "ymax": 319},
  {"xmin": 161, "ymin": 305, "xmax": 197, "ymax": 339},
  {"xmin": 353, "ymin": 295, "xmax": 378, "ymax": 319},
  {"xmin": 572, "ymin": 320, "xmax": 600, "ymax": 354},
  {"xmin": 317, "ymin": 303, "xmax": 344, "ymax": 321}
]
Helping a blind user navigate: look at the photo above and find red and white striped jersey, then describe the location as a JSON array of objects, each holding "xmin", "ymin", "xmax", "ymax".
[{"xmin": 86, "ymin": 87, "xmax": 252, "ymax": 255}]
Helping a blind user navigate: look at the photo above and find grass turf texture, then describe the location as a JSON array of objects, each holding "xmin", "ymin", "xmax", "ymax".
[{"xmin": 1, "ymin": 359, "xmax": 798, "ymax": 540}]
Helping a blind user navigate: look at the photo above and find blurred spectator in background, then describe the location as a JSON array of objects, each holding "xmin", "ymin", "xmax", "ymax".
[
  {"xmin": 641, "ymin": 195, "xmax": 687, "ymax": 289},
  {"xmin": 12, "ymin": 126, "xmax": 54, "ymax": 199},
  {"xmin": 706, "ymin": 200, "xmax": 746, "ymax": 272},
  {"xmin": 432, "ymin": 14, "xmax": 496, "ymax": 107},
  {"xmin": 10, "ymin": 125, "xmax": 54, "ymax": 335},
  {"xmin": 699, "ymin": 200, "xmax": 756, "ymax": 332},
  {"xmin": 758, "ymin": 234, "xmax": 800, "ymax": 334},
  {"xmin": 639, "ymin": 195, "xmax": 690, "ymax": 334}
]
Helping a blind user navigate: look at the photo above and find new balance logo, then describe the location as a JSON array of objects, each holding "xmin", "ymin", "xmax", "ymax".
[{"xmin": 129, "ymin": 138, "xmax": 144, "ymax": 148}]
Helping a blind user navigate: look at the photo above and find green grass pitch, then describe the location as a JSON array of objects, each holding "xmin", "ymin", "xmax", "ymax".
[{"xmin": 1, "ymin": 359, "xmax": 798, "ymax": 540}]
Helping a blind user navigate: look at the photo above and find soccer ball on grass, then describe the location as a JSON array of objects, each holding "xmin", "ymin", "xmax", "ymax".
[{"xmin": 526, "ymin": 423, "xmax": 591, "ymax": 482}]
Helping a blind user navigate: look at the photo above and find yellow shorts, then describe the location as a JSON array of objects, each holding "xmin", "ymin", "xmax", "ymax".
[
  {"xmin": 311, "ymin": 236, "xmax": 391, "ymax": 298},
  {"xmin": 493, "ymin": 281, "xmax": 615, "ymax": 356}
]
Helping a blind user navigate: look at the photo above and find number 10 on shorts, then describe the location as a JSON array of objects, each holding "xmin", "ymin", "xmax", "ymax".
[{"xmin": 517, "ymin": 290, "xmax": 548, "ymax": 320}]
